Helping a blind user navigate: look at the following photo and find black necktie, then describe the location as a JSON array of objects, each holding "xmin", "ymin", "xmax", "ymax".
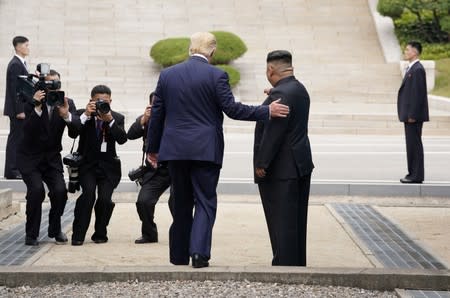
[{"xmin": 96, "ymin": 119, "xmax": 103, "ymax": 139}]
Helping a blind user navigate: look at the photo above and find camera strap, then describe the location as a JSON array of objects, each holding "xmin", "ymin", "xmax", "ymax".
[{"xmin": 69, "ymin": 136, "xmax": 78, "ymax": 154}]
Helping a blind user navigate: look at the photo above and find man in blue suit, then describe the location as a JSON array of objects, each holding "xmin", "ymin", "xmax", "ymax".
[{"xmin": 147, "ymin": 32, "xmax": 290, "ymax": 268}]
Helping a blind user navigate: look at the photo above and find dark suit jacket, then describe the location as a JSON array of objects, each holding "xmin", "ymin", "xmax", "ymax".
[
  {"xmin": 397, "ymin": 61, "xmax": 429, "ymax": 122},
  {"xmin": 147, "ymin": 56, "xmax": 269, "ymax": 165},
  {"xmin": 253, "ymin": 76, "xmax": 314, "ymax": 183},
  {"xmin": 74, "ymin": 110, "xmax": 127, "ymax": 188},
  {"xmin": 3, "ymin": 56, "xmax": 28, "ymax": 117},
  {"xmin": 17, "ymin": 98, "xmax": 80, "ymax": 174}
]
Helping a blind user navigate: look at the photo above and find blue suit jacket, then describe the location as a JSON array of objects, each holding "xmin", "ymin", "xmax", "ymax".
[{"xmin": 147, "ymin": 56, "xmax": 269, "ymax": 165}]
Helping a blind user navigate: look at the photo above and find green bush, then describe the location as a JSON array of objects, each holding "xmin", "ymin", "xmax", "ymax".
[
  {"xmin": 216, "ymin": 64, "xmax": 240, "ymax": 88},
  {"xmin": 210, "ymin": 31, "xmax": 247, "ymax": 65},
  {"xmin": 150, "ymin": 38, "xmax": 190, "ymax": 67},
  {"xmin": 150, "ymin": 31, "xmax": 247, "ymax": 87}
]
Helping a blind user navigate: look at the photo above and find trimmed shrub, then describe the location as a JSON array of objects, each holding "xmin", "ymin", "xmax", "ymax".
[
  {"xmin": 150, "ymin": 37, "xmax": 189, "ymax": 67},
  {"xmin": 216, "ymin": 64, "xmax": 241, "ymax": 88},
  {"xmin": 210, "ymin": 31, "xmax": 247, "ymax": 65}
]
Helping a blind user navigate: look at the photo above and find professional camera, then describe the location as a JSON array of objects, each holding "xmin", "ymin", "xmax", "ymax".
[
  {"xmin": 63, "ymin": 152, "xmax": 83, "ymax": 193},
  {"xmin": 92, "ymin": 100, "xmax": 111, "ymax": 116},
  {"xmin": 17, "ymin": 63, "xmax": 65, "ymax": 107},
  {"xmin": 128, "ymin": 165, "xmax": 149, "ymax": 185}
]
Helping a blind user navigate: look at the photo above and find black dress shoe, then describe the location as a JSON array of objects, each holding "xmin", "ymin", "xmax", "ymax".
[
  {"xmin": 192, "ymin": 253, "xmax": 209, "ymax": 268},
  {"xmin": 5, "ymin": 174, "xmax": 22, "ymax": 180},
  {"xmin": 25, "ymin": 237, "xmax": 38, "ymax": 246},
  {"xmin": 71, "ymin": 240, "xmax": 84, "ymax": 246},
  {"xmin": 400, "ymin": 178, "xmax": 422, "ymax": 184},
  {"xmin": 135, "ymin": 236, "xmax": 157, "ymax": 244},
  {"xmin": 52, "ymin": 232, "xmax": 68, "ymax": 244}
]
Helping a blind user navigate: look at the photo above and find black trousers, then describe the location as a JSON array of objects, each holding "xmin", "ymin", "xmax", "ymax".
[
  {"xmin": 72, "ymin": 168, "xmax": 115, "ymax": 242},
  {"xmin": 258, "ymin": 174, "xmax": 311, "ymax": 266},
  {"xmin": 21, "ymin": 163, "xmax": 68, "ymax": 240},
  {"xmin": 136, "ymin": 166, "xmax": 171, "ymax": 240},
  {"xmin": 404, "ymin": 122, "xmax": 424, "ymax": 182},
  {"xmin": 4, "ymin": 117, "xmax": 23, "ymax": 177},
  {"xmin": 167, "ymin": 160, "xmax": 221, "ymax": 265}
]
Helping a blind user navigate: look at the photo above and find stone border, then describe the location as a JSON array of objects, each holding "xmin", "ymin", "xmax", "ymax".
[
  {"xmin": 367, "ymin": 0, "xmax": 401, "ymax": 63},
  {"xmin": 0, "ymin": 266, "xmax": 448, "ymax": 291}
]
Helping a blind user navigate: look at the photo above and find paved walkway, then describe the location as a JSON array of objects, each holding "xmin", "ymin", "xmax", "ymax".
[{"xmin": 1, "ymin": 194, "xmax": 448, "ymax": 269}]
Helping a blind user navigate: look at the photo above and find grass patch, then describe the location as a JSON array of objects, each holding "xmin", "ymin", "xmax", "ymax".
[{"xmin": 432, "ymin": 58, "xmax": 450, "ymax": 97}]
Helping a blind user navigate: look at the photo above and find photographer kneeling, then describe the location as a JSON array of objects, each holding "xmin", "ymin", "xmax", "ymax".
[
  {"xmin": 17, "ymin": 68, "xmax": 80, "ymax": 246},
  {"xmin": 127, "ymin": 92, "xmax": 172, "ymax": 244},
  {"xmin": 71, "ymin": 85, "xmax": 127, "ymax": 246}
]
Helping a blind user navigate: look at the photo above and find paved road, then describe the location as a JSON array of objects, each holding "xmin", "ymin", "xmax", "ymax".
[{"xmin": 0, "ymin": 132, "xmax": 448, "ymax": 183}]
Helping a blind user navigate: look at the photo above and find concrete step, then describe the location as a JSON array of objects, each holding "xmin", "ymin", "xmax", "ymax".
[{"xmin": 0, "ymin": 188, "xmax": 18, "ymax": 220}]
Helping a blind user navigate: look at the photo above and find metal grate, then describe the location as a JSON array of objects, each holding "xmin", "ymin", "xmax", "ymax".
[
  {"xmin": 0, "ymin": 200, "xmax": 75, "ymax": 265},
  {"xmin": 332, "ymin": 203, "xmax": 447, "ymax": 270},
  {"xmin": 405, "ymin": 290, "xmax": 450, "ymax": 298}
]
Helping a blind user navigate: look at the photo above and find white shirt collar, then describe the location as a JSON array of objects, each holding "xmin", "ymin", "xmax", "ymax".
[
  {"xmin": 14, "ymin": 54, "xmax": 26, "ymax": 65},
  {"xmin": 408, "ymin": 59, "xmax": 419, "ymax": 68},
  {"xmin": 191, "ymin": 53, "xmax": 209, "ymax": 62}
]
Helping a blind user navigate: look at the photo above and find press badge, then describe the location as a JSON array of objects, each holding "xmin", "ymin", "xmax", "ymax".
[{"xmin": 101, "ymin": 141, "xmax": 107, "ymax": 152}]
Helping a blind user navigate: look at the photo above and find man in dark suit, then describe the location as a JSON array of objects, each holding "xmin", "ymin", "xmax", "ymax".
[
  {"xmin": 17, "ymin": 69, "xmax": 80, "ymax": 246},
  {"xmin": 4, "ymin": 36, "xmax": 29, "ymax": 179},
  {"xmin": 71, "ymin": 85, "xmax": 127, "ymax": 246},
  {"xmin": 397, "ymin": 41, "xmax": 429, "ymax": 184},
  {"xmin": 147, "ymin": 32, "xmax": 290, "ymax": 268},
  {"xmin": 254, "ymin": 50, "xmax": 314, "ymax": 266},
  {"xmin": 127, "ymin": 92, "xmax": 171, "ymax": 244}
]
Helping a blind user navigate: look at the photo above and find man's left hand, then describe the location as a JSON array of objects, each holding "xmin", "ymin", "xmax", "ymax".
[
  {"xmin": 99, "ymin": 111, "xmax": 113, "ymax": 123},
  {"xmin": 255, "ymin": 168, "xmax": 266, "ymax": 178},
  {"xmin": 407, "ymin": 118, "xmax": 416, "ymax": 123},
  {"xmin": 147, "ymin": 153, "xmax": 158, "ymax": 168},
  {"xmin": 57, "ymin": 97, "xmax": 70, "ymax": 119}
]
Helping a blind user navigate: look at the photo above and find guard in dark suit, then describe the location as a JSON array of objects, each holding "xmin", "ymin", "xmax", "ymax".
[
  {"xmin": 17, "ymin": 69, "xmax": 80, "ymax": 246},
  {"xmin": 71, "ymin": 85, "xmax": 127, "ymax": 245},
  {"xmin": 127, "ymin": 92, "xmax": 171, "ymax": 244},
  {"xmin": 254, "ymin": 50, "xmax": 314, "ymax": 266},
  {"xmin": 397, "ymin": 41, "xmax": 429, "ymax": 184},
  {"xmin": 4, "ymin": 36, "xmax": 29, "ymax": 179},
  {"xmin": 147, "ymin": 32, "xmax": 290, "ymax": 268}
]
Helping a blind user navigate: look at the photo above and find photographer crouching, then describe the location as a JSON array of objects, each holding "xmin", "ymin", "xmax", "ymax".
[
  {"xmin": 17, "ymin": 67, "xmax": 80, "ymax": 246},
  {"xmin": 71, "ymin": 85, "xmax": 127, "ymax": 246},
  {"xmin": 127, "ymin": 92, "xmax": 172, "ymax": 244}
]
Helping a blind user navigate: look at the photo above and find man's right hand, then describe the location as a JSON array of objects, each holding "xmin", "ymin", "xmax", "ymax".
[
  {"xmin": 84, "ymin": 100, "xmax": 96, "ymax": 117},
  {"xmin": 140, "ymin": 105, "xmax": 152, "ymax": 126},
  {"xmin": 147, "ymin": 152, "xmax": 158, "ymax": 168},
  {"xmin": 32, "ymin": 90, "xmax": 46, "ymax": 112},
  {"xmin": 269, "ymin": 98, "xmax": 289, "ymax": 118},
  {"xmin": 16, "ymin": 112, "xmax": 26, "ymax": 119}
]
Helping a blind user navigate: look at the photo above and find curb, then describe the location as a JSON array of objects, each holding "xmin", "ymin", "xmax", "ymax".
[
  {"xmin": 2, "ymin": 180, "xmax": 450, "ymax": 197},
  {"xmin": 0, "ymin": 266, "xmax": 448, "ymax": 291}
]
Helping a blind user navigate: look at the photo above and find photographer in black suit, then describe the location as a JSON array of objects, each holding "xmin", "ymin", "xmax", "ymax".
[
  {"xmin": 4, "ymin": 36, "xmax": 29, "ymax": 179},
  {"xmin": 17, "ymin": 69, "xmax": 80, "ymax": 246},
  {"xmin": 254, "ymin": 50, "xmax": 314, "ymax": 266},
  {"xmin": 127, "ymin": 92, "xmax": 171, "ymax": 244},
  {"xmin": 71, "ymin": 85, "xmax": 127, "ymax": 246},
  {"xmin": 398, "ymin": 41, "xmax": 429, "ymax": 184}
]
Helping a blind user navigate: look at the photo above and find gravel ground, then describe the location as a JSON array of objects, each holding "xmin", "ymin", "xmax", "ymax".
[{"xmin": 0, "ymin": 280, "xmax": 397, "ymax": 297}]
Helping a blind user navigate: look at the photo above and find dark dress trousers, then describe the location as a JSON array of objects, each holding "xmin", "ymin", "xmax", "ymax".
[
  {"xmin": 17, "ymin": 99, "xmax": 80, "ymax": 240},
  {"xmin": 71, "ymin": 110, "xmax": 127, "ymax": 242},
  {"xmin": 397, "ymin": 61, "xmax": 429, "ymax": 182},
  {"xmin": 254, "ymin": 76, "xmax": 314, "ymax": 266},
  {"xmin": 147, "ymin": 56, "xmax": 270, "ymax": 265},
  {"xmin": 4, "ymin": 56, "xmax": 28, "ymax": 178},
  {"xmin": 127, "ymin": 115, "xmax": 171, "ymax": 241}
]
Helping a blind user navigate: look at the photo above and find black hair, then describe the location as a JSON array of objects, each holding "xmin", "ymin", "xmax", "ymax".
[
  {"xmin": 407, "ymin": 41, "xmax": 422, "ymax": 55},
  {"xmin": 91, "ymin": 85, "xmax": 111, "ymax": 98},
  {"xmin": 266, "ymin": 50, "xmax": 292, "ymax": 65},
  {"xmin": 49, "ymin": 69, "xmax": 60, "ymax": 79},
  {"xmin": 12, "ymin": 36, "xmax": 28, "ymax": 48}
]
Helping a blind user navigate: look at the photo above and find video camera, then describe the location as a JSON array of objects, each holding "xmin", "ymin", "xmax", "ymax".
[{"xmin": 17, "ymin": 63, "xmax": 65, "ymax": 107}]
